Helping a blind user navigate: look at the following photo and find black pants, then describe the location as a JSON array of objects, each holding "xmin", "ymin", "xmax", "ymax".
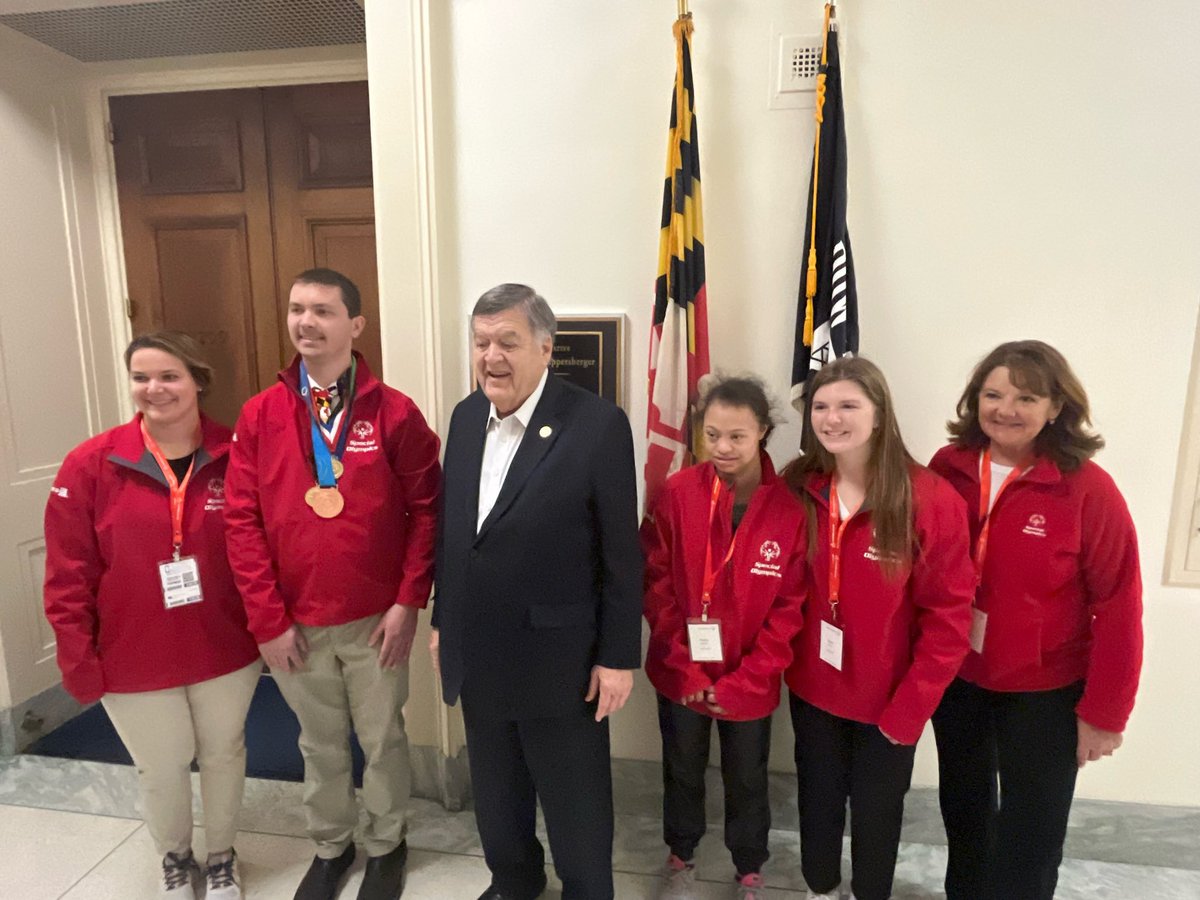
[
  {"xmin": 462, "ymin": 701, "xmax": 615, "ymax": 900},
  {"xmin": 789, "ymin": 695, "xmax": 916, "ymax": 900},
  {"xmin": 656, "ymin": 694, "xmax": 772, "ymax": 876},
  {"xmin": 932, "ymin": 678, "xmax": 1083, "ymax": 900}
]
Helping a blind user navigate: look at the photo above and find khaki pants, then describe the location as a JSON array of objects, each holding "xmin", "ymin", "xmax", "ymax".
[
  {"xmin": 271, "ymin": 614, "xmax": 411, "ymax": 858},
  {"xmin": 102, "ymin": 660, "xmax": 261, "ymax": 858}
]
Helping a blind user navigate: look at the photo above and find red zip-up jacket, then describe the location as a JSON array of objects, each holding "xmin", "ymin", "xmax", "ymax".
[
  {"xmin": 929, "ymin": 444, "xmax": 1143, "ymax": 732},
  {"xmin": 785, "ymin": 465, "xmax": 975, "ymax": 745},
  {"xmin": 224, "ymin": 354, "xmax": 441, "ymax": 644},
  {"xmin": 642, "ymin": 454, "xmax": 808, "ymax": 721},
  {"xmin": 44, "ymin": 415, "xmax": 260, "ymax": 704}
]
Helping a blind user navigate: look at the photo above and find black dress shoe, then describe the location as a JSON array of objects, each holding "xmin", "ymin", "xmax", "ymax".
[
  {"xmin": 294, "ymin": 844, "xmax": 355, "ymax": 900},
  {"xmin": 475, "ymin": 879, "xmax": 546, "ymax": 900},
  {"xmin": 356, "ymin": 841, "xmax": 408, "ymax": 900}
]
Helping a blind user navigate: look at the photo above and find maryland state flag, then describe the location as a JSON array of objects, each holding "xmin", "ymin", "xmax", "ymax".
[
  {"xmin": 646, "ymin": 13, "xmax": 710, "ymax": 507},
  {"xmin": 791, "ymin": 4, "xmax": 858, "ymax": 413}
]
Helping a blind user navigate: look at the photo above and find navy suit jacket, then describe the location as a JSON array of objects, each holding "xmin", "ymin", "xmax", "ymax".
[{"xmin": 432, "ymin": 373, "xmax": 643, "ymax": 719}]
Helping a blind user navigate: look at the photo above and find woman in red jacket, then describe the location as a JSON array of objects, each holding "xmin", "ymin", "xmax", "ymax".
[
  {"xmin": 642, "ymin": 375, "xmax": 807, "ymax": 900},
  {"xmin": 929, "ymin": 340, "xmax": 1143, "ymax": 900},
  {"xmin": 783, "ymin": 357, "xmax": 975, "ymax": 900},
  {"xmin": 44, "ymin": 332, "xmax": 261, "ymax": 900}
]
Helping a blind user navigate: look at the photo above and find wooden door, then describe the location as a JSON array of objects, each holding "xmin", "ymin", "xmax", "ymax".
[
  {"xmin": 110, "ymin": 90, "xmax": 280, "ymax": 427},
  {"xmin": 265, "ymin": 83, "xmax": 382, "ymax": 376},
  {"xmin": 110, "ymin": 82, "xmax": 379, "ymax": 426}
]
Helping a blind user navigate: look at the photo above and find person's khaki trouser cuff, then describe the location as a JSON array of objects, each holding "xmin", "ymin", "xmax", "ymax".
[
  {"xmin": 271, "ymin": 613, "xmax": 412, "ymax": 858},
  {"xmin": 102, "ymin": 660, "xmax": 261, "ymax": 857}
]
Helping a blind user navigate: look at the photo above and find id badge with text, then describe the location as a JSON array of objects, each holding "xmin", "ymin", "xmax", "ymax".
[
  {"xmin": 686, "ymin": 618, "xmax": 724, "ymax": 662},
  {"xmin": 969, "ymin": 607, "xmax": 987, "ymax": 654},
  {"xmin": 159, "ymin": 556, "xmax": 203, "ymax": 609},
  {"xmin": 819, "ymin": 620, "xmax": 844, "ymax": 671}
]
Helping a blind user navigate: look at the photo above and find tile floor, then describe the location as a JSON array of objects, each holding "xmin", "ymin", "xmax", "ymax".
[{"xmin": 1, "ymin": 755, "xmax": 1198, "ymax": 899}]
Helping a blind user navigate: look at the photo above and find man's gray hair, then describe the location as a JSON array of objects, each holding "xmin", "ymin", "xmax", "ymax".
[{"xmin": 471, "ymin": 283, "xmax": 557, "ymax": 341}]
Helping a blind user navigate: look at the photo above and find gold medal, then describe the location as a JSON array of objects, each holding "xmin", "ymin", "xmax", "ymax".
[
  {"xmin": 305, "ymin": 485, "xmax": 344, "ymax": 518},
  {"xmin": 331, "ymin": 458, "xmax": 344, "ymax": 479}
]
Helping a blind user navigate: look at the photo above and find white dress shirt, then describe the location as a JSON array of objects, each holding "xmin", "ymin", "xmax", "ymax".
[{"xmin": 477, "ymin": 369, "xmax": 549, "ymax": 532}]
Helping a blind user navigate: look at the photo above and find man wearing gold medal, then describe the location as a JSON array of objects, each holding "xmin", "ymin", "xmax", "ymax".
[{"xmin": 225, "ymin": 268, "xmax": 441, "ymax": 900}]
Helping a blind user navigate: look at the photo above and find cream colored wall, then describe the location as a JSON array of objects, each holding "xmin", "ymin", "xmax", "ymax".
[
  {"xmin": 0, "ymin": 25, "xmax": 119, "ymax": 710},
  {"xmin": 431, "ymin": 0, "xmax": 1200, "ymax": 805}
]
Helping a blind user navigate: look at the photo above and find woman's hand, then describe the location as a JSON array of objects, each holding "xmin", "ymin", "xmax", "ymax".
[
  {"xmin": 1077, "ymin": 718, "xmax": 1123, "ymax": 768},
  {"xmin": 680, "ymin": 689, "xmax": 707, "ymax": 705},
  {"xmin": 703, "ymin": 686, "xmax": 727, "ymax": 716}
]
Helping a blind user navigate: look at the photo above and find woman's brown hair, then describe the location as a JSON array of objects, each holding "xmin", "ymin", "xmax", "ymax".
[
  {"xmin": 783, "ymin": 357, "xmax": 916, "ymax": 578},
  {"xmin": 124, "ymin": 331, "xmax": 214, "ymax": 394},
  {"xmin": 947, "ymin": 340, "xmax": 1103, "ymax": 472}
]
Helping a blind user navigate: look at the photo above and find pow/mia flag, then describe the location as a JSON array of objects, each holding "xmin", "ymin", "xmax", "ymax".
[{"xmin": 791, "ymin": 4, "xmax": 858, "ymax": 416}]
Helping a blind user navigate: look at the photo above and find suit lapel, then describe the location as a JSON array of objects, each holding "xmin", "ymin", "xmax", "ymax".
[
  {"xmin": 475, "ymin": 374, "xmax": 564, "ymax": 542},
  {"xmin": 458, "ymin": 391, "xmax": 488, "ymax": 532}
]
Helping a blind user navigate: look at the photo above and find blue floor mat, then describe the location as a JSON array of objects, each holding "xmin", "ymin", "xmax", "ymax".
[{"xmin": 25, "ymin": 675, "xmax": 365, "ymax": 786}]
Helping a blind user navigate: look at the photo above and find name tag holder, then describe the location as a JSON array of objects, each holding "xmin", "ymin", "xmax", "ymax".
[{"xmin": 159, "ymin": 555, "xmax": 204, "ymax": 609}]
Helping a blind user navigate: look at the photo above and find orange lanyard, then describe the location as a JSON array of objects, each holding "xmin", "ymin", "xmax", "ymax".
[
  {"xmin": 826, "ymin": 474, "xmax": 853, "ymax": 622},
  {"xmin": 975, "ymin": 448, "xmax": 1023, "ymax": 579},
  {"xmin": 701, "ymin": 476, "xmax": 737, "ymax": 620},
  {"xmin": 141, "ymin": 420, "xmax": 197, "ymax": 560}
]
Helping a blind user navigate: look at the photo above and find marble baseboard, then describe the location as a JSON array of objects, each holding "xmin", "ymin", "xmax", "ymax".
[
  {"xmin": 410, "ymin": 742, "xmax": 471, "ymax": 811},
  {"xmin": 0, "ymin": 683, "xmax": 86, "ymax": 756},
  {"xmin": 6, "ymin": 752, "xmax": 1198, "ymax": 876}
]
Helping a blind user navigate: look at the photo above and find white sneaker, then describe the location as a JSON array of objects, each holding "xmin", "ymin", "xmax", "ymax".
[
  {"xmin": 659, "ymin": 853, "xmax": 698, "ymax": 898},
  {"xmin": 807, "ymin": 891, "xmax": 841, "ymax": 900},
  {"xmin": 205, "ymin": 849, "xmax": 242, "ymax": 900},
  {"xmin": 160, "ymin": 850, "xmax": 199, "ymax": 898}
]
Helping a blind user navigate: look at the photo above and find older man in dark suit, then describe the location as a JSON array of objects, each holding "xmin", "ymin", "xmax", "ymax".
[{"xmin": 430, "ymin": 283, "xmax": 642, "ymax": 900}]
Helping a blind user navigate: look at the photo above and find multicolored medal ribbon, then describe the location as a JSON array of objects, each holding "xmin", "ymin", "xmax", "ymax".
[{"xmin": 299, "ymin": 358, "xmax": 356, "ymax": 518}]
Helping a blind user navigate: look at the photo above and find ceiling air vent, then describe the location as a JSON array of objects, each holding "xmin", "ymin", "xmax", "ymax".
[{"xmin": 0, "ymin": 0, "xmax": 365, "ymax": 63}]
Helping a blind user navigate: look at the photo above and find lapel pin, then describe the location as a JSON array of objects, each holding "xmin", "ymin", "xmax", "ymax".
[{"xmin": 539, "ymin": 425, "xmax": 552, "ymax": 438}]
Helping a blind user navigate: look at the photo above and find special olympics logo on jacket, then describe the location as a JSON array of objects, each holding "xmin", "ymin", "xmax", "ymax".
[
  {"xmin": 751, "ymin": 540, "xmax": 783, "ymax": 578},
  {"xmin": 1022, "ymin": 513, "xmax": 1047, "ymax": 538},
  {"xmin": 347, "ymin": 419, "xmax": 380, "ymax": 454},
  {"xmin": 205, "ymin": 477, "xmax": 226, "ymax": 512}
]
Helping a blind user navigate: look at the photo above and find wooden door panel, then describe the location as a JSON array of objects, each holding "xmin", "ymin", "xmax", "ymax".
[
  {"xmin": 310, "ymin": 220, "xmax": 381, "ymax": 377},
  {"xmin": 111, "ymin": 90, "xmax": 280, "ymax": 424},
  {"xmin": 265, "ymin": 82, "xmax": 381, "ymax": 377},
  {"xmin": 152, "ymin": 218, "xmax": 259, "ymax": 428},
  {"xmin": 134, "ymin": 117, "xmax": 245, "ymax": 194}
]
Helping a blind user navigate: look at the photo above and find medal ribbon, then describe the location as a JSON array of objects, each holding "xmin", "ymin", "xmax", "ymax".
[
  {"xmin": 701, "ymin": 475, "xmax": 737, "ymax": 621},
  {"xmin": 826, "ymin": 474, "xmax": 854, "ymax": 623},
  {"xmin": 974, "ymin": 447, "xmax": 1024, "ymax": 581},
  {"xmin": 299, "ymin": 358, "xmax": 356, "ymax": 487},
  {"xmin": 140, "ymin": 418, "xmax": 197, "ymax": 561}
]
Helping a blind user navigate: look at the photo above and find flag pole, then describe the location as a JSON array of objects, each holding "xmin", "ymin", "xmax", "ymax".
[
  {"xmin": 802, "ymin": 3, "xmax": 833, "ymax": 347},
  {"xmin": 677, "ymin": 0, "xmax": 688, "ymax": 19}
]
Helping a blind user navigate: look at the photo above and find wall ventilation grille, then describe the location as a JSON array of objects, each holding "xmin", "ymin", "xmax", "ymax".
[{"xmin": 0, "ymin": 0, "xmax": 365, "ymax": 63}]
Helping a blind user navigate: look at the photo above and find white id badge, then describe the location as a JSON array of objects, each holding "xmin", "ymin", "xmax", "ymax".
[
  {"xmin": 686, "ymin": 618, "xmax": 724, "ymax": 662},
  {"xmin": 159, "ymin": 556, "xmax": 204, "ymax": 609},
  {"xmin": 969, "ymin": 607, "xmax": 988, "ymax": 654},
  {"xmin": 819, "ymin": 620, "xmax": 844, "ymax": 671}
]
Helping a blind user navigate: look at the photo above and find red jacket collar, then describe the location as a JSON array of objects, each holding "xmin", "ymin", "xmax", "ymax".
[
  {"xmin": 109, "ymin": 413, "xmax": 230, "ymax": 463},
  {"xmin": 279, "ymin": 350, "xmax": 381, "ymax": 399},
  {"xmin": 699, "ymin": 449, "xmax": 780, "ymax": 495},
  {"xmin": 937, "ymin": 442, "xmax": 1061, "ymax": 486}
]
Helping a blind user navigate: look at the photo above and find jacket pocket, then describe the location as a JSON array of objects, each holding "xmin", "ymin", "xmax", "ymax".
[{"xmin": 528, "ymin": 603, "xmax": 597, "ymax": 629}]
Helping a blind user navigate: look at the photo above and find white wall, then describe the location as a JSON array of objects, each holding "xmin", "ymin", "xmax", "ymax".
[
  {"xmin": 435, "ymin": 0, "xmax": 1200, "ymax": 805},
  {"xmin": 0, "ymin": 25, "xmax": 119, "ymax": 711}
]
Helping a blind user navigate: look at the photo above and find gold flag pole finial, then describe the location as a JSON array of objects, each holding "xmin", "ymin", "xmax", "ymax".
[{"xmin": 677, "ymin": 0, "xmax": 688, "ymax": 19}]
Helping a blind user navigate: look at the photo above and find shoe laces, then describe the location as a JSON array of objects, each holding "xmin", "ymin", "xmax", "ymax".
[
  {"xmin": 207, "ymin": 852, "xmax": 237, "ymax": 889},
  {"xmin": 162, "ymin": 851, "xmax": 195, "ymax": 890}
]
